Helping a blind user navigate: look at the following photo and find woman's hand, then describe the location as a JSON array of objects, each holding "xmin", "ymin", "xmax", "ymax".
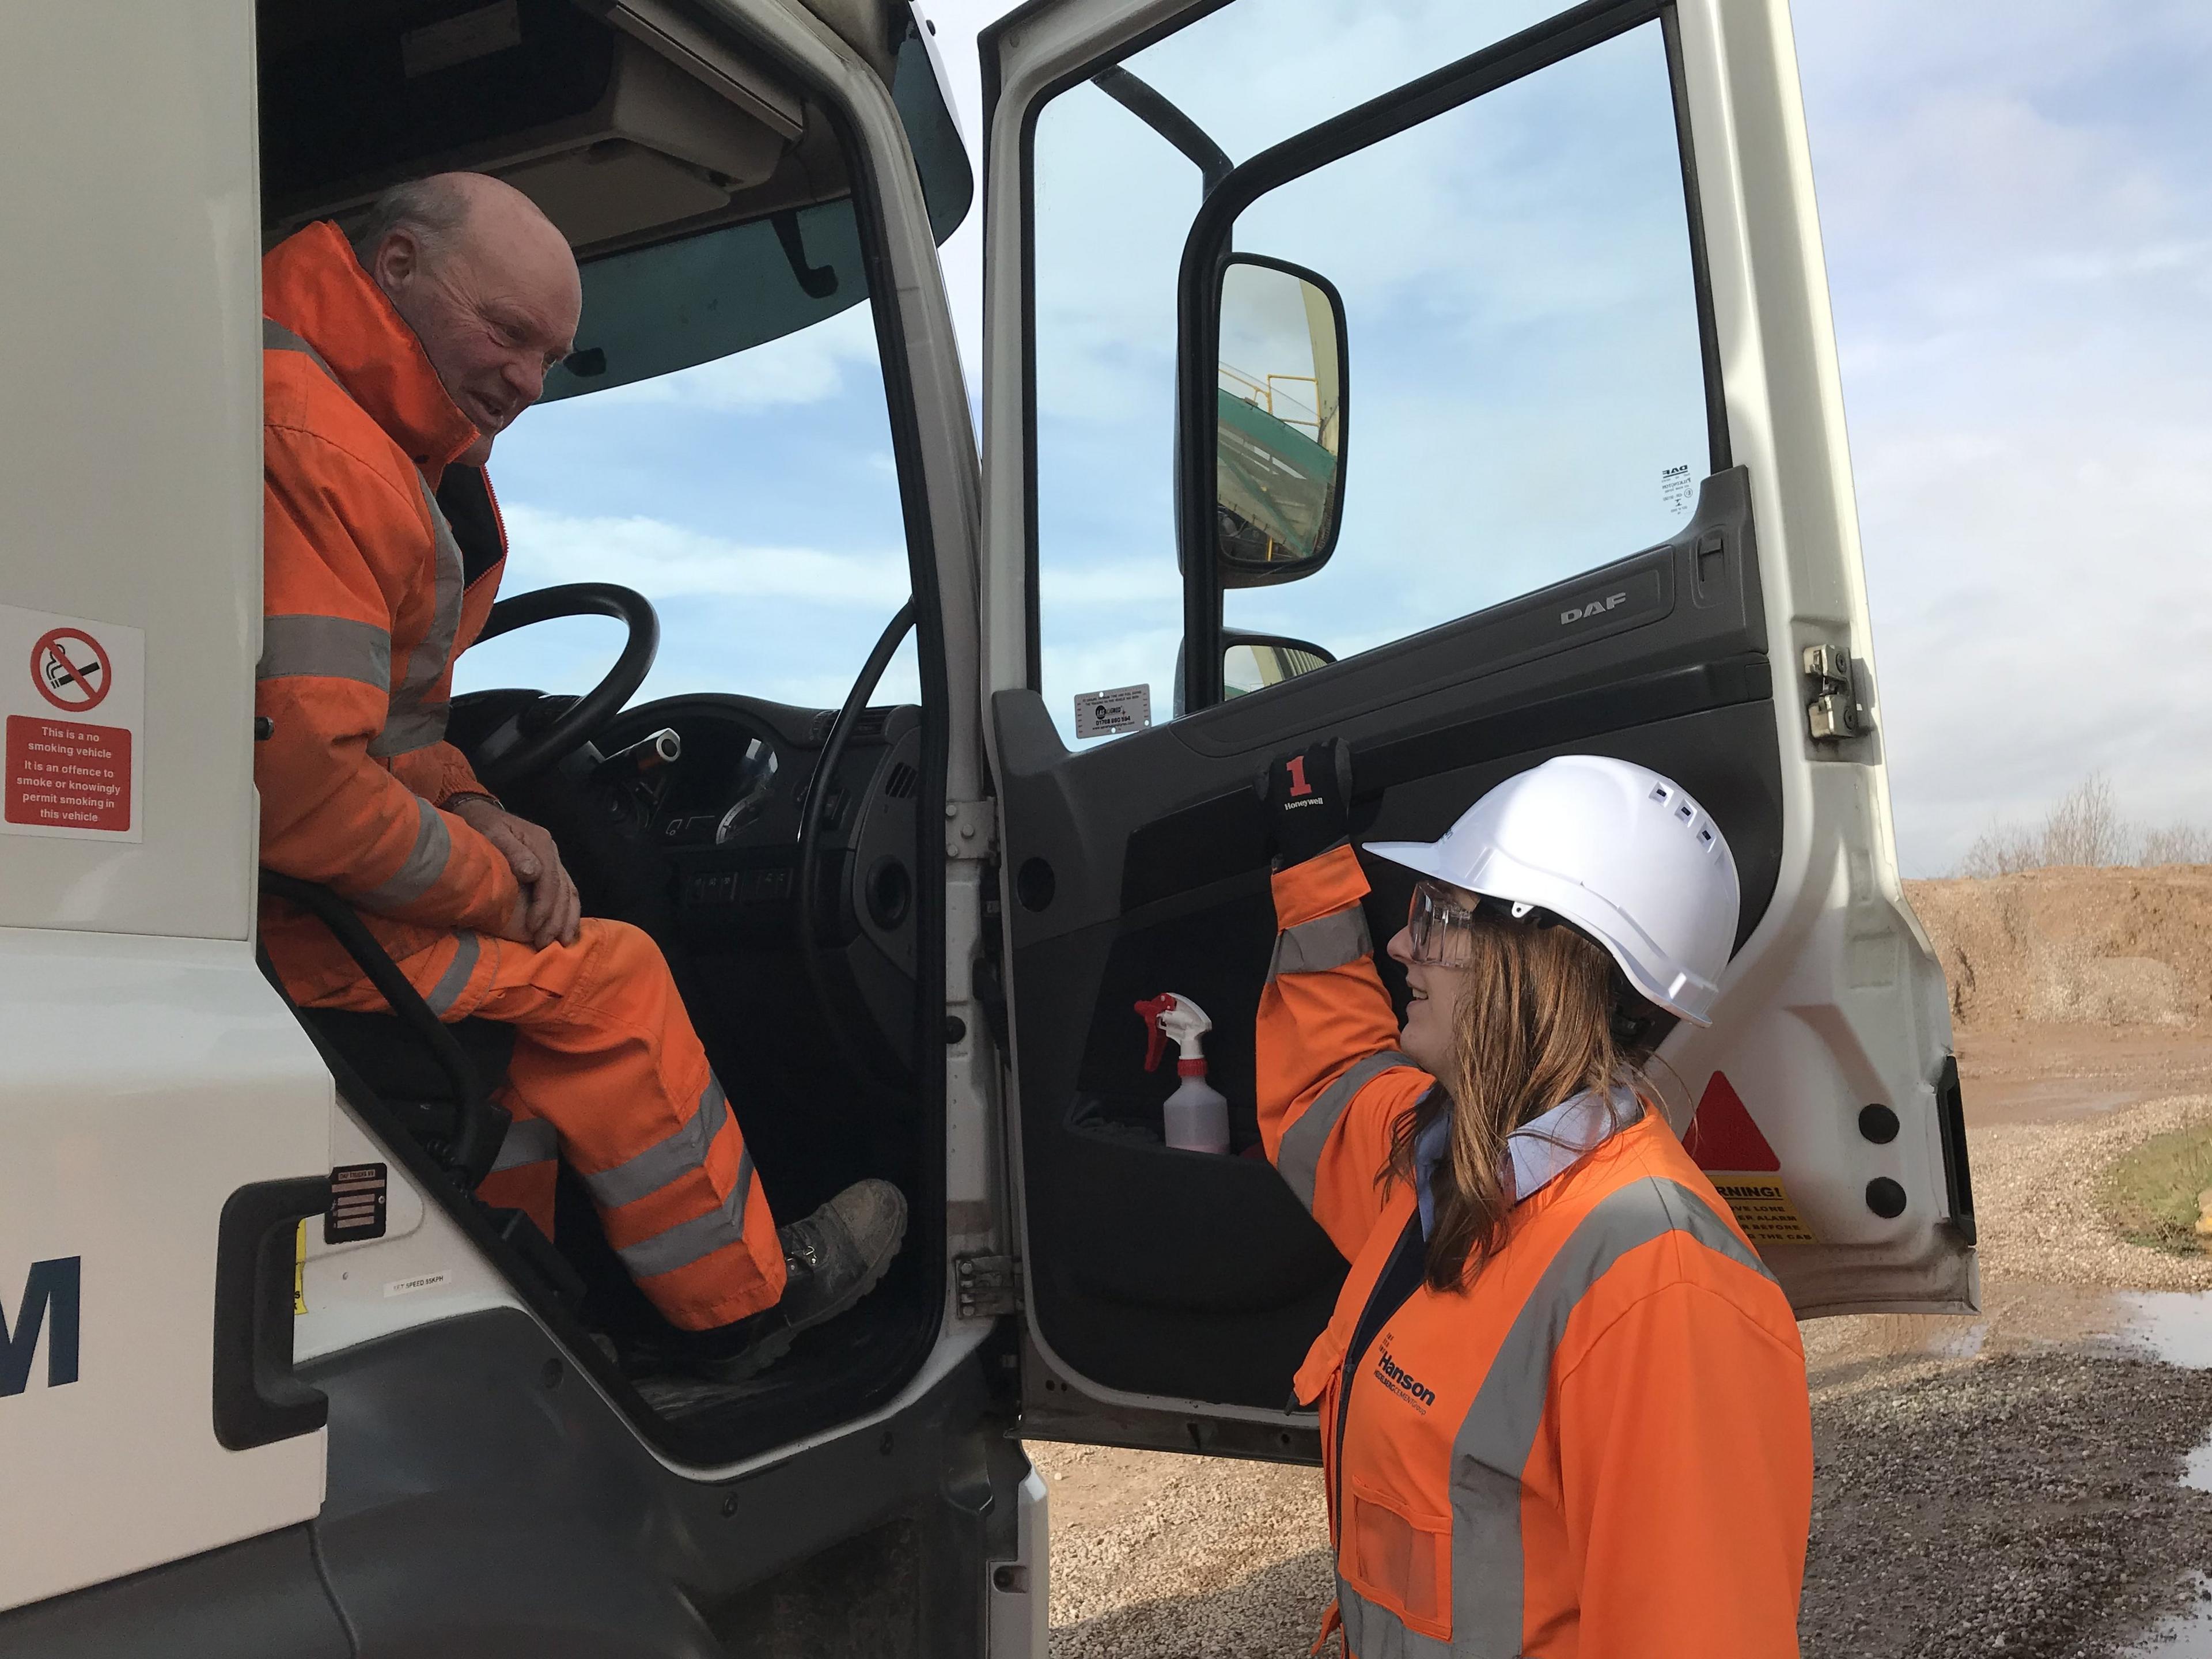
[{"xmin": 1256, "ymin": 738, "xmax": 1355, "ymax": 868}]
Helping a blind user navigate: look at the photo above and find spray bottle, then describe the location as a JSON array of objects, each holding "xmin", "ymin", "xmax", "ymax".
[{"xmin": 1134, "ymin": 994, "xmax": 1231, "ymax": 1153}]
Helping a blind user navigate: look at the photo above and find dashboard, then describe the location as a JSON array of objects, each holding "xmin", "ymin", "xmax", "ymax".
[{"xmin": 585, "ymin": 693, "xmax": 926, "ymax": 973}]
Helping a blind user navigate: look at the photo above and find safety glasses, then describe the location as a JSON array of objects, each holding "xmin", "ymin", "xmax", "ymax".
[{"xmin": 1406, "ymin": 881, "xmax": 1482, "ymax": 967}]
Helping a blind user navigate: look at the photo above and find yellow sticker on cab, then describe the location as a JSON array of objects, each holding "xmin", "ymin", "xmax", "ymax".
[
  {"xmin": 1707, "ymin": 1175, "xmax": 1817, "ymax": 1244},
  {"xmin": 293, "ymin": 1219, "xmax": 308, "ymax": 1316}
]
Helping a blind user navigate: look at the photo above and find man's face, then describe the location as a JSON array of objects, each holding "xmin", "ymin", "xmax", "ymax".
[{"xmin": 373, "ymin": 210, "xmax": 580, "ymax": 465}]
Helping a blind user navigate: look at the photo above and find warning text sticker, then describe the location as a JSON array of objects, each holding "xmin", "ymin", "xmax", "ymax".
[
  {"xmin": 1, "ymin": 604, "xmax": 143, "ymax": 842},
  {"xmin": 1708, "ymin": 1176, "xmax": 1818, "ymax": 1244},
  {"xmin": 5, "ymin": 719, "xmax": 132, "ymax": 831}
]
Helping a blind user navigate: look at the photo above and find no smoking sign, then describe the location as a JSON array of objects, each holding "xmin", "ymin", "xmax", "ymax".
[
  {"xmin": 2, "ymin": 604, "xmax": 143, "ymax": 842},
  {"xmin": 32, "ymin": 628, "xmax": 113, "ymax": 713}
]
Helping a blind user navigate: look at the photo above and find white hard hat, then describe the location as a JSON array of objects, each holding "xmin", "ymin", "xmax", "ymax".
[{"xmin": 1364, "ymin": 755, "xmax": 1741, "ymax": 1025}]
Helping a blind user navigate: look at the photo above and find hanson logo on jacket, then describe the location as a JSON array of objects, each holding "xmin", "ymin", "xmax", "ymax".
[{"xmin": 1373, "ymin": 1341, "xmax": 1435, "ymax": 1413}]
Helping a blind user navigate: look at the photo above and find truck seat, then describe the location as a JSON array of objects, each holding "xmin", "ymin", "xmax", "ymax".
[{"xmin": 301, "ymin": 1007, "xmax": 516, "ymax": 1116}]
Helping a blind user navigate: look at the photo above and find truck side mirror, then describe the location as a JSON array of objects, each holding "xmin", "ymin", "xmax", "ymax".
[{"xmin": 1213, "ymin": 255, "xmax": 1349, "ymax": 587}]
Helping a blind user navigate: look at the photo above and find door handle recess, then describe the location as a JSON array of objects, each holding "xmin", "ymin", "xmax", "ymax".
[{"xmin": 212, "ymin": 1175, "xmax": 332, "ymax": 1451}]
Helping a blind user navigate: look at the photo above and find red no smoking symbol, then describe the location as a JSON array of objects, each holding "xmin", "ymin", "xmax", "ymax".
[{"xmin": 31, "ymin": 627, "xmax": 112, "ymax": 713}]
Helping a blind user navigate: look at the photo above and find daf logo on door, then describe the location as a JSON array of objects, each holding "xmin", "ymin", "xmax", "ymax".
[
  {"xmin": 1561, "ymin": 592, "xmax": 1630, "ymax": 626},
  {"xmin": 1, "ymin": 1257, "xmax": 81, "ymax": 1397}
]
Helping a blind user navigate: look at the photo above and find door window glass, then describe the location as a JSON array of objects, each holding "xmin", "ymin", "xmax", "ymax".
[
  {"xmin": 455, "ymin": 300, "xmax": 920, "ymax": 710},
  {"xmin": 1224, "ymin": 22, "xmax": 1710, "ymax": 662},
  {"xmin": 1028, "ymin": 9, "xmax": 1713, "ymax": 739}
]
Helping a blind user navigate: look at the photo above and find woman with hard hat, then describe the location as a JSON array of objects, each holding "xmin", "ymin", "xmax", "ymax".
[{"xmin": 1254, "ymin": 742, "xmax": 1811, "ymax": 1659}]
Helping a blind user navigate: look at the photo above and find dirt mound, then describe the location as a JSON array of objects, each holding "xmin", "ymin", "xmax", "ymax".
[{"xmin": 1905, "ymin": 866, "xmax": 2212, "ymax": 1030}]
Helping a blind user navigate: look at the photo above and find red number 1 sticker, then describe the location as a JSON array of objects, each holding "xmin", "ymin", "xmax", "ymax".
[{"xmin": 1286, "ymin": 755, "xmax": 1312, "ymax": 798}]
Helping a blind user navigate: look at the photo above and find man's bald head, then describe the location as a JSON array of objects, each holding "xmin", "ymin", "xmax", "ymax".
[{"xmin": 354, "ymin": 172, "xmax": 582, "ymax": 465}]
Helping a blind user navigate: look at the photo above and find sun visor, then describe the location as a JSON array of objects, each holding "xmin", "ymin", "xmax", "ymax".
[{"xmin": 262, "ymin": 2, "xmax": 804, "ymax": 253}]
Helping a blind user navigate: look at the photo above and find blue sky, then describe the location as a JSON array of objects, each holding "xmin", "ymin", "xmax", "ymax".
[{"xmin": 465, "ymin": 0, "xmax": 2212, "ymax": 877}]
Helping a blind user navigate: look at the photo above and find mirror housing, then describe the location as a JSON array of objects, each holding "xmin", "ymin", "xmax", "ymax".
[{"xmin": 1212, "ymin": 255, "xmax": 1349, "ymax": 589}]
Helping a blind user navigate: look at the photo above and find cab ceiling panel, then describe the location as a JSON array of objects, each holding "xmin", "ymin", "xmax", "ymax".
[{"xmin": 258, "ymin": 0, "xmax": 823, "ymax": 257}]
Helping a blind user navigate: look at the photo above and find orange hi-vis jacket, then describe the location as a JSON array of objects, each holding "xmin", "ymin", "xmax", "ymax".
[
  {"xmin": 257, "ymin": 221, "xmax": 518, "ymax": 996},
  {"xmin": 1260, "ymin": 846, "xmax": 1813, "ymax": 1659}
]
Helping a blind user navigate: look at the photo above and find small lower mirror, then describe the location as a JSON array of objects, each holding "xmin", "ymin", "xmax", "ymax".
[{"xmin": 1224, "ymin": 633, "xmax": 1335, "ymax": 699}]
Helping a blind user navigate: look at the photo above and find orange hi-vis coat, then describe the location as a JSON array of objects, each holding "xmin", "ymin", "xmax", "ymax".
[
  {"xmin": 1260, "ymin": 846, "xmax": 1812, "ymax": 1658},
  {"xmin": 257, "ymin": 222, "xmax": 784, "ymax": 1329}
]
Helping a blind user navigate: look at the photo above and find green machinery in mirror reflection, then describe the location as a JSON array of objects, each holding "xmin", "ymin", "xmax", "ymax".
[
  {"xmin": 1215, "ymin": 375, "xmax": 1340, "ymax": 566},
  {"xmin": 1215, "ymin": 263, "xmax": 1343, "ymax": 567}
]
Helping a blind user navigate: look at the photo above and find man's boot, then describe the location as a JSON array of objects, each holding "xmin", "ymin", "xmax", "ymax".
[{"xmin": 624, "ymin": 1178, "xmax": 909, "ymax": 1385}]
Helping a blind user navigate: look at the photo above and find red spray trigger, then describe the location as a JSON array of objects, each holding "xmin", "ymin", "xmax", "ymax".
[{"xmin": 1134, "ymin": 995, "xmax": 1177, "ymax": 1071}]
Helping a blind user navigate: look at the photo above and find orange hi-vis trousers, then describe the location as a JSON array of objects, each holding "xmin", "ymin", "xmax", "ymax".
[{"xmin": 306, "ymin": 916, "xmax": 785, "ymax": 1331}]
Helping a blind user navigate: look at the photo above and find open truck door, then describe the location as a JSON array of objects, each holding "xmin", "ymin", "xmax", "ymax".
[{"xmin": 980, "ymin": 0, "xmax": 1974, "ymax": 1457}]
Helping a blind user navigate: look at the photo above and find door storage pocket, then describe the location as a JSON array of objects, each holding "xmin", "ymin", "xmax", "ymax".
[{"xmin": 1346, "ymin": 1478, "xmax": 1452, "ymax": 1639}]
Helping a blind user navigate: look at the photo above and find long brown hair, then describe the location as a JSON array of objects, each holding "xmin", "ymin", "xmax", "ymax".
[{"xmin": 1386, "ymin": 906, "xmax": 1650, "ymax": 1291}]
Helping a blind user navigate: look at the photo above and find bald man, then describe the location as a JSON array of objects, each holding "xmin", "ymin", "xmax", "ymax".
[{"xmin": 256, "ymin": 174, "xmax": 905, "ymax": 1381}]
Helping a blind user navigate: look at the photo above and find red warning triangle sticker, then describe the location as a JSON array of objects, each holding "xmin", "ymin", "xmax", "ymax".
[{"xmin": 1688, "ymin": 1071, "xmax": 1781, "ymax": 1172}]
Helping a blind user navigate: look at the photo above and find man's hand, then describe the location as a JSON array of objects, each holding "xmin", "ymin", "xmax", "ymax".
[{"xmin": 450, "ymin": 796, "xmax": 581, "ymax": 949}]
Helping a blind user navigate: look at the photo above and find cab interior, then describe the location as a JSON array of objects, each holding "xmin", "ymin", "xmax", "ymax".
[{"xmin": 251, "ymin": 0, "xmax": 969, "ymax": 1462}]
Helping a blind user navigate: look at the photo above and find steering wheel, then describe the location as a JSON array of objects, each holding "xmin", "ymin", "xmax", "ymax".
[
  {"xmin": 465, "ymin": 583, "xmax": 658, "ymax": 793},
  {"xmin": 797, "ymin": 600, "xmax": 916, "ymax": 1098}
]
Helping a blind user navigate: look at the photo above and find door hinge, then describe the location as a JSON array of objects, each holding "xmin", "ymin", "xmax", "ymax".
[
  {"xmin": 1802, "ymin": 644, "xmax": 1866, "ymax": 743},
  {"xmin": 955, "ymin": 1253, "xmax": 1021, "ymax": 1320},
  {"xmin": 944, "ymin": 799, "xmax": 998, "ymax": 859}
]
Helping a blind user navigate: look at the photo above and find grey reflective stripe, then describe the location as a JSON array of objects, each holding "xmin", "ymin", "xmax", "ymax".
[
  {"xmin": 371, "ymin": 700, "xmax": 452, "ymax": 758},
  {"xmin": 1278, "ymin": 1050, "xmax": 1415, "ymax": 1212},
  {"xmin": 491, "ymin": 1116, "xmax": 559, "ymax": 1174},
  {"xmin": 1339, "ymin": 1579, "xmax": 1452, "ymax": 1659},
  {"xmin": 1268, "ymin": 907, "xmax": 1373, "ymax": 982},
  {"xmin": 618, "ymin": 1146, "xmax": 756, "ymax": 1280},
  {"xmin": 257, "ymin": 613, "xmax": 392, "ymax": 690},
  {"xmin": 1437, "ymin": 1178, "xmax": 1774, "ymax": 1656},
  {"xmin": 585, "ymin": 1080, "xmax": 732, "ymax": 1210},
  {"xmin": 423, "ymin": 931, "xmax": 481, "ymax": 1016},
  {"xmin": 265, "ymin": 315, "xmax": 460, "ymax": 760},
  {"xmin": 263, "ymin": 317, "xmax": 340, "ymax": 382},
  {"xmin": 355, "ymin": 796, "xmax": 453, "ymax": 910},
  {"xmin": 367, "ymin": 481, "xmax": 464, "ymax": 759}
]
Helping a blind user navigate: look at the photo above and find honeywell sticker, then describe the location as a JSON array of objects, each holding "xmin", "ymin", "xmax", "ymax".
[{"xmin": 1, "ymin": 604, "xmax": 144, "ymax": 842}]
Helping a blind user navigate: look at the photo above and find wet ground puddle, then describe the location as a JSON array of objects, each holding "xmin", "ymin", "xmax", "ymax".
[{"xmin": 2108, "ymin": 1294, "xmax": 2212, "ymax": 1655}]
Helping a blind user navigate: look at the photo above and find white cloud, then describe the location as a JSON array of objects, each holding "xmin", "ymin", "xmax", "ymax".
[
  {"xmin": 498, "ymin": 503, "xmax": 910, "ymax": 607},
  {"xmin": 586, "ymin": 303, "xmax": 882, "ymax": 412},
  {"xmin": 1793, "ymin": 0, "xmax": 2212, "ymax": 870}
]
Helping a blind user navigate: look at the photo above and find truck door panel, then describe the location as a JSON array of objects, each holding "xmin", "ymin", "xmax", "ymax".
[
  {"xmin": 995, "ymin": 476, "xmax": 1778, "ymax": 1410},
  {"xmin": 984, "ymin": 0, "xmax": 1969, "ymax": 1453}
]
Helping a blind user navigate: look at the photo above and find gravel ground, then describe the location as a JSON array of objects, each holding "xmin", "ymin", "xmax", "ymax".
[
  {"xmin": 1969, "ymin": 1095, "xmax": 2212, "ymax": 1291},
  {"xmin": 1803, "ymin": 1354, "xmax": 2212, "ymax": 1658},
  {"xmin": 1035, "ymin": 1442, "xmax": 1331, "ymax": 1659},
  {"xmin": 1037, "ymin": 1089, "xmax": 2212, "ymax": 1657}
]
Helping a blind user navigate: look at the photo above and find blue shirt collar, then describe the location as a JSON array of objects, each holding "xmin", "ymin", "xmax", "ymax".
[{"xmin": 1414, "ymin": 1081, "xmax": 1640, "ymax": 1240}]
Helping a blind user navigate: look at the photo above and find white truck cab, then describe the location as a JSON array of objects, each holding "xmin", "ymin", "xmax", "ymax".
[{"xmin": 0, "ymin": 0, "xmax": 1971, "ymax": 1652}]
